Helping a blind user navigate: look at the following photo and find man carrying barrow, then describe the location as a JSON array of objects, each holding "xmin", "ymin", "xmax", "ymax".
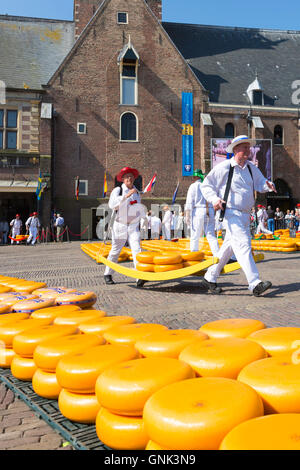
[{"xmin": 200, "ymin": 135, "xmax": 276, "ymax": 296}]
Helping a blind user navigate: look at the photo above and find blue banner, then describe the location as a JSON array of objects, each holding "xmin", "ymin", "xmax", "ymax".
[{"xmin": 182, "ymin": 92, "xmax": 194, "ymax": 176}]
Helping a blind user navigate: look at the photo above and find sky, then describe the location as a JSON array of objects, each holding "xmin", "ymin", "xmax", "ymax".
[{"xmin": 0, "ymin": 0, "xmax": 300, "ymax": 31}]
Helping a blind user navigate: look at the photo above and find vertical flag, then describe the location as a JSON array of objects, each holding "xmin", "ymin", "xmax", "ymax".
[
  {"xmin": 36, "ymin": 171, "xmax": 43, "ymax": 201},
  {"xmin": 172, "ymin": 180, "xmax": 180, "ymax": 205},
  {"xmin": 75, "ymin": 176, "xmax": 80, "ymax": 201},
  {"xmin": 182, "ymin": 92, "xmax": 194, "ymax": 177},
  {"xmin": 103, "ymin": 171, "xmax": 108, "ymax": 197},
  {"xmin": 143, "ymin": 173, "xmax": 157, "ymax": 193}
]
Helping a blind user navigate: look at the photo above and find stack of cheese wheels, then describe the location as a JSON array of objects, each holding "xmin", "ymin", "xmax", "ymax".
[
  {"xmin": 181, "ymin": 251, "xmax": 204, "ymax": 268},
  {"xmin": 31, "ymin": 304, "xmax": 82, "ymax": 321},
  {"xmin": 219, "ymin": 414, "xmax": 300, "ymax": 450},
  {"xmin": 33, "ymin": 334, "xmax": 104, "ymax": 399},
  {"xmin": 12, "ymin": 281, "xmax": 47, "ymax": 294},
  {"xmin": 12, "ymin": 324, "xmax": 78, "ymax": 384},
  {"xmin": 0, "ymin": 317, "xmax": 52, "ymax": 380},
  {"xmin": 179, "ymin": 337, "xmax": 267, "ymax": 379},
  {"xmin": 152, "ymin": 253, "xmax": 183, "ymax": 272},
  {"xmin": 13, "ymin": 297, "xmax": 56, "ymax": 314},
  {"xmin": 199, "ymin": 318, "xmax": 266, "ymax": 339},
  {"xmin": 53, "ymin": 309, "xmax": 106, "ymax": 326},
  {"xmin": 32, "ymin": 287, "xmax": 77, "ymax": 301},
  {"xmin": 247, "ymin": 327, "xmax": 300, "ymax": 357},
  {"xmin": 135, "ymin": 329, "xmax": 208, "ymax": 359},
  {"xmin": 0, "ymin": 293, "xmax": 38, "ymax": 310},
  {"xmin": 95, "ymin": 357, "xmax": 195, "ymax": 450},
  {"xmin": 0, "ymin": 313, "xmax": 29, "ymax": 368},
  {"xmin": 78, "ymin": 315, "xmax": 136, "ymax": 336},
  {"xmin": 55, "ymin": 291, "xmax": 97, "ymax": 309},
  {"xmin": 57, "ymin": 344, "xmax": 139, "ymax": 424},
  {"xmin": 238, "ymin": 355, "xmax": 300, "ymax": 414},
  {"xmin": 143, "ymin": 377, "xmax": 264, "ymax": 450},
  {"xmin": 136, "ymin": 252, "xmax": 160, "ymax": 272},
  {"xmin": 103, "ymin": 323, "xmax": 168, "ymax": 347}
]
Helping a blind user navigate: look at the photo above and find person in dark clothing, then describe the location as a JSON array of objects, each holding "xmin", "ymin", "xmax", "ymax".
[{"xmin": 266, "ymin": 206, "xmax": 275, "ymax": 233}]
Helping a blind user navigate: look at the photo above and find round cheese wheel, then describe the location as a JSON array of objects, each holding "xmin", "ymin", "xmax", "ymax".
[
  {"xmin": 0, "ymin": 318, "xmax": 52, "ymax": 348},
  {"xmin": 32, "ymin": 287, "xmax": 76, "ymax": 300},
  {"xmin": 56, "ymin": 344, "xmax": 139, "ymax": 394},
  {"xmin": 0, "ymin": 279, "xmax": 27, "ymax": 288},
  {"xmin": 181, "ymin": 251, "xmax": 204, "ymax": 261},
  {"xmin": 0, "ymin": 286, "xmax": 12, "ymax": 294},
  {"xmin": 32, "ymin": 369, "xmax": 62, "ymax": 399},
  {"xmin": 11, "ymin": 355, "xmax": 37, "ymax": 381},
  {"xmin": 0, "ymin": 304, "xmax": 12, "ymax": 314},
  {"xmin": 78, "ymin": 316, "xmax": 136, "ymax": 335},
  {"xmin": 200, "ymin": 318, "xmax": 266, "ymax": 339},
  {"xmin": 136, "ymin": 252, "xmax": 157, "ymax": 264},
  {"xmin": 153, "ymin": 254, "xmax": 183, "ymax": 265},
  {"xmin": 96, "ymin": 408, "xmax": 148, "ymax": 450},
  {"xmin": 238, "ymin": 355, "xmax": 300, "ymax": 414},
  {"xmin": 56, "ymin": 291, "xmax": 97, "ymax": 309},
  {"xmin": 58, "ymin": 389, "xmax": 100, "ymax": 423},
  {"xmin": 145, "ymin": 440, "xmax": 169, "ymax": 450},
  {"xmin": 12, "ymin": 282, "xmax": 47, "ymax": 294},
  {"xmin": 247, "ymin": 327, "xmax": 300, "ymax": 356},
  {"xmin": 31, "ymin": 304, "xmax": 81, "ymax": 320},
  {"xmin": 153, "ymin": 264, "xmax": 183, "ymax": 272},
  {"xmin": 135, "ymin": 329, "xmax": 208, "ymax": 359},
  {"xmin": 143, "ymin": 377, "xmax": 263, "ymax": 450},
  {"xmin": 179, "ymin": 337, "xmax": 267, "ymax": 379},
  {"xmin": 136, "ymin": 263, "xmax": 155, "ymax": 272},
  {"xmin": 0, "ymin": 312, "xmax": 29, "ymax": 325},
  {"xmin": 53, "ymin": 309, "xmax": 106, "ymax": 326},
  {"xmin": 34, "ymin": 334, "xmax": 104, "ymax": 372},
  {"xmin": 103, "ymin": 323, "xmax": 168, "ymax": 346},
  {"xmin": 220, "ymin": 414, "xmax": 300, "ymax": 450},
  {"xmin": 95, "ymin": 357, "xmax": 195, "ymax": 416},
  {"xmin": 0, "ymin": 293, "xmax": 38, "ymax": 307},
  {"xmin": 13, "ymin": 298, "xmax": 56, "ymax": 313},
  {"xmin": 13, "ymin": 324, "xmax": 78, "ymax": 358},
  {"xmin": 0, "ymin": 347, "xmax": 16, "ymax": 368}
]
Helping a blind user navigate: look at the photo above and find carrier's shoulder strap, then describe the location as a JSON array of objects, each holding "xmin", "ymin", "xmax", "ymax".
[{"xmin": 219, "ymin": 164, "xmax": 234, "ymax": 222}]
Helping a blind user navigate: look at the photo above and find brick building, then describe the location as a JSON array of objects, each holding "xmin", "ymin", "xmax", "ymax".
[{"xmin": 1, "ymin": 0, "xmax": 299, "ymax": 237}]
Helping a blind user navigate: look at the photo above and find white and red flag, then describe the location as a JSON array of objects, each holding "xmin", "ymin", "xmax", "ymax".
[{"xmin": 143, "ymin": 173, "xmax": 157, "ymax": 193}]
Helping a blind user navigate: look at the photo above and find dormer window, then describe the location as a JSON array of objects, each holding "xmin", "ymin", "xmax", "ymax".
[
  {"xmin": 252, "ymin": 90, "xmax": 263, "ymax": 106},
  {"xmin": 247, "ymin": 75, "xmax": 264, "ymax": 106}
]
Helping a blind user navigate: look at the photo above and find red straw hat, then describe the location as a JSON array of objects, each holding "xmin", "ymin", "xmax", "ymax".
[
  {"xmin": 117, "ymin": 167, "xmax": 139, "ymax": 182},
  {"xmin": 16, "ymin": 214, "xmax": 20, "ymax": 217},
  {"xmin": 32, "ymin": 212, "xmax": 38, "ymax": 216}
]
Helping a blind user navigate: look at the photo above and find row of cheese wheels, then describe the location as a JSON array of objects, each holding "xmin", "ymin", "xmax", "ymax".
[{"xmin": 81, "ymin": 242, "xmax": 133, "ymax": 263}]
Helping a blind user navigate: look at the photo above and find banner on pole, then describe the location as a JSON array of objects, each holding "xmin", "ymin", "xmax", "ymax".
[{"xmin": 182, "ymin": 92, "xmax": 194, "ymax": 177}]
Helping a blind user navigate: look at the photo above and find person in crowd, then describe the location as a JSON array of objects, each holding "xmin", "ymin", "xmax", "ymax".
[
  {"xmin": 174, "ymin": 211, "xmax": 185, "ymax": 239},
  {"xmin": 284, "ymin": 209, "xmax": 292, "ymax": 229},
  {"xmin": 54, "ymin": 213, "xmax": 65, "ymax": 242},
  {"xmin": 0, "ymin": 217, "xmax": 9, "ymax": 244},
  {"xmin": 201, "ymin": 135, "xmax": 276, "ymax": 297},
  {"xmin": 295, "ymin": 207, "xmax": 300, "ymax": 231},
  {"xmin": 288, "ymin": 210, "xmax": 296, "ymax": 229},
  {"xmin": 103, "ymin": 167, "xmax": 146, "ymax": 288},
  {"xmin": 26, "ymin": 212, "xmax": 41, "ymax": 245},
  {"xmin": 162, "ymin": 205, "xmax": 173, "ymax": 241},
  {"xmin": 266, "ymin": 205, "xmax": 275, "ymax": 233},
  {"xmin": 150, "ymin": 212, "xmax": 162, "ymax": 240},
  {"xmin": 140, "ymin": 212, "xmax": 149, "ymax": 240},
  {"xmin": 256, "ymin": 205, "xmax": 273, "ymax": 235},
  {"xmin": 274, "ymin": 207, "xmax": 284, "ymax": 230},
  {"xmin": 10, "ymin": 214, "xmax": 22, "ymax": 244},
  {"xmin": 51, "ymin": 211, "xmax": 57, "ymax": 242}
]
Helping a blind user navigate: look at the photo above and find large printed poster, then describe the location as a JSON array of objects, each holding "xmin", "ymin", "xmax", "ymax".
[{"xmin": 211, "ymin": 138, "xmax": 273, "ymax": 180}]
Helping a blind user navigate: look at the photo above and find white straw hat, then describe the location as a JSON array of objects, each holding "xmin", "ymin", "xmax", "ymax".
[{"xmin": 226, "ymin": 135, "xmax": 256, "ymax": 153}]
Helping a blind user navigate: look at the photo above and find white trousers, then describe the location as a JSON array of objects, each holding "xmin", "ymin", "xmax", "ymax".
[
  {"xmin": 256, "ymin": 222, "xmax": 273, "ymax": 235},
  {"xmin": 104, "ymin": 221, "xmax": 141, "ymax": 277},
  {"xmin": 11, "ymin": 228, "xmax": 21, "ymax": 244},
  {"xmin": 27, "ymin": 227, "xmax": 38, "ymax": 245},
  {"xmin": 162, "ymin": 224, "xmax": 171, "ymax": 241},
  {"xmin": 204, "ymin": 209, "xmax": 261, "ymax": 291},
  {"xmin": 190, "ymin": 207, "xmax": 219, "ymax": 257}
]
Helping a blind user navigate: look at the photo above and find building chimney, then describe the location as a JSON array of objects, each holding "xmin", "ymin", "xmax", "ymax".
[
  {"xmin": 145, "ymin": 0, "xmax": 162, "ymax": 21},
  {"xmin": 74, "ymin": 0, "xmax": 101, "ymax": 39}
]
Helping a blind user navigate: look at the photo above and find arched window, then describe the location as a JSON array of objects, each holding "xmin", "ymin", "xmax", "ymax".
[
  {"xmin": 225, "ymin": 122, "xmax": 234, "ymax": 138},
  {"xmin": 274, "ymin": 125, "xmax": 283, "ymax": 145},
  {"xmin": 120, "ymin": 112, "xmax": 137, "ymax": 141}
]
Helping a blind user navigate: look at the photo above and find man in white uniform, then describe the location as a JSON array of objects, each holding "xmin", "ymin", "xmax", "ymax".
[
  {"xmin": 10, "ymin": 214, "xmax": 22, "ymax": 244},
  {"xmin": 26, "ymin": 212, "xmax": 41, "ymax": 245},
  {"xmin": 185, "ymin": 169, "xmax": 219, "ymax": 256},
  {"xmin": 104, "ymin": 167, "xmax": 146, "ymax": 287},
  {"xmin": 256, "ymin": 205, "xmax": 272, "ymax": 235},
  {"xmin": 201, "ymin": 135, "xmax": 276, "ymax": 296},
  {"xmin": 150, "ymin": 213, "xmax": 162, "ymax": 239},
  {"xmin": 162, "ymin": 206, "xmax": 173, "ymax": 240}
]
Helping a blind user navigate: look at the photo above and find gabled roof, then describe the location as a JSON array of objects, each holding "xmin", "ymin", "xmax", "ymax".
[
  {"xmin": 0, "ymin": 15, "xmax": 74, "ymax": 90},
  {"xmin": 163, "ymin": 21, "xmax": 300, "ymax": 108}
]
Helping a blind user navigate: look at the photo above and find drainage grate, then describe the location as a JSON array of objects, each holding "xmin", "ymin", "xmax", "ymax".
[{"xmin": 0, "ymin": 368, "xmax": 109, "ymax": 450}]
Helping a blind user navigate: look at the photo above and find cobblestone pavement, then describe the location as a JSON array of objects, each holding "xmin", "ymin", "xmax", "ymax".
[{"xmin": 0, "ymin": 241, "xmax": 299, "ymax": 449}]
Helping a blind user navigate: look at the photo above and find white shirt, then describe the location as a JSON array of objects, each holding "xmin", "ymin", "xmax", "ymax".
[
  {"xmin": 26, "ymin": 217, "xmax": 41, "ymax": 229},
  {"xmin": 55, "ymin": 216, "xmax": 64, "ymax": 227},
  {"xmin": 162, "ymin": 210, "xmax": 173, "ymax": 228},
  {"xmin": 185, "ymin": 180, "xmax": 212, "ymax": 211},
  {"xmin": 257, "ymin": 209, "xmax": 268, "ymax": 223},
  {"xmin": 151, "ymin": 216, "xmax": 162, "ymax": 233},
  {"xmin": 10, "ymin": 219, "xmax": 22, "ymax": 230},
  {"xmin": 108, "ymin": 184, "xmax": 145, "ymax": 225},
  {"xmin": 201, "ymin": 157, "xmax": 271, "ymax": 214}
]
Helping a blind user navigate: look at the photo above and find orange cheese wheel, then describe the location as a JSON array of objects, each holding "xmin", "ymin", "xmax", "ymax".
[
  {"xmin": 0, "ymin": 279, "xmax": 27, "ymax": 288},
  {"xmin": 135, "ymin": 329, "xmax": 208, "ymax": 359},
  {"xmin": 33, "ymin": 334, "xmax": 104, "ymax": 372},
  {"xmin": 31, "ymin": 304, "xmax": 81, "ymax": 320},
  {"xmin": 153, "ymin": 254, "xmax": 182, "ymax": 265},
  {"xmin": 103, "ymin": 323, "xmax": 168, "ymax": 346},
  {"xmin": 78, "ymin": 315, "xmax": 136, "ymax": 335},
  {"xmin": 32, "ymin": 369, "xmax": 62, "ymax": 399},
  {"xmin": 96, "ymin": 408, "xmax": 149, "ymax": 450},
  {"xmin": 12, "ymin": 282, "xmax": 47, "ymax": 294},
  {"xmin": 0, "ymin": 293, "xmax": 38, "ymax": 307},
  {"xmin": 145, "ymin": 440, "xmax": 169, "ymax": 450},
  {"xmin": 136, "ymin": 263, "xmax": 155, "ymax": 272},
  {"xmin": 136, "ymin": 252, "xmax": 158, "ymax": 264},
  {"xmin": 181, "ymin": 251, "xmax": 204, "ymax": 261},
  {"xmin": 143, "ymin": 377, "xmax": 263, "ymax": 450},
  {"xmin": 0, "ymin": 347, "xmax": 16, "ymax": 368},
  {"xmin": 13, "ymin": 324, "xmax": 78, "ymax": 358},
  {"xmin": 179, "ymin": 337, "xmax": 267, "ymax": 379},
  {"xmin": 247, "ymin": 327, "xmax": 300, "ymax": 356},
  {"xmin": 11, "ymin": 355, "xmax": 37, "ymax": 381},
  {"xmin": 0, "ymin": 312, "xmax": 29, "ymax": 325},
  {"xmin": 0, "ymin": 318, "xmax": 52, "ymax": 347},
  {"xmin": 58, "ymin": 389, "xmax": 100, "ymax": 423},
  {"xmin": 0, "ymin": 286, "xmax": 12, "ymax": 294},
  {"xmin": 13, "ymin": 298, "xmax": 56, "ymax": 313},
  {"xmin": 56, "ymin": 343, "xmax": 139, "ymax": 394},
  {"xmin": 53, "ymin": 309, "xmax": 106, "ymax": 326},
  {"xmin": 220, "ymin": 414, "xmax": 300, "ymax": 450},
  {"xmin": 200, "ymin": 318, "xmax": 266, "ymax": 339},
  {"xmin": 153, "ymin": 263, "xmax": 184, "ymax": 272},
  {"xmin": 238, "ymin": 355, "xmax": 300, "ymax": 414},
  {"xmin": 95, "ymin": 357, "xmax": 195, "ymax": 416},
  {"xmin": 56, "ymin": 291, "xmax": 97, "ymax": 309},
  {"xmin": 32, "ymin": 287, "xmax": 77, "ymax": 300},
  {"xmin": 0, "ymin": 304, "xmax": 12, "ymax": 314}
]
